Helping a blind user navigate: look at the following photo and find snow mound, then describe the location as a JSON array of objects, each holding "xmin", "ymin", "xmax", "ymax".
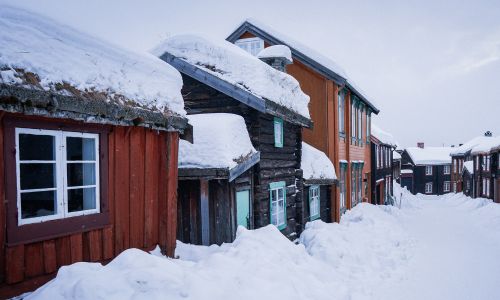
[
  {"xmin": 470, "ymin": 136, "xmax": 500, "ymax": 155},
  {"xmin": 0, "ymin": 5, "xmax": 185, "ymax": 115},
  {"xmin": 179, "ymin": 114, "xmax": 256, "ymax": 169},
  {"xmin": 257, "ymin": 45, "xmax": 292, "ymax": 62},
  {"xmin": 371, "ymin": 123, "xmax": 398, "ymax": 147},
  {"xmin": 450, "ymin": 135, "xmax": 497, "ymax": 156},
  {"xmin": 153, "ymin": 34, "xmax": 310, "ymax": 119},
  {"xmin": 301, "ymin": 142, "xmax": 336, "ymax": 181}
]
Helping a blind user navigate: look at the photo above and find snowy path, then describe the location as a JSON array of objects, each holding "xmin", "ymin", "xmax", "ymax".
[{"xmin": 377, "ymin": 196, "xmax": 500, "ymax": 300}]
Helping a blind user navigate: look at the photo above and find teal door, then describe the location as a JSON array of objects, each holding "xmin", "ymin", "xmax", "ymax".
[{"xmin": 236, "ymin": 190, "xmax": 250, "ymax": 228}]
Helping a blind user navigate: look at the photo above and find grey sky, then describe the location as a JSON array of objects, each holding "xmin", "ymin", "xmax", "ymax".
[{"xmin": 2, "ymin": 0, "xmax": 499, "ymax": 148}]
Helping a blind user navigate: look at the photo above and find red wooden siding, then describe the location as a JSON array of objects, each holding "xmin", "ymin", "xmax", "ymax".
[{"xmin": 0, "ymin": 114, "xmax": 179, "ymax": 298}]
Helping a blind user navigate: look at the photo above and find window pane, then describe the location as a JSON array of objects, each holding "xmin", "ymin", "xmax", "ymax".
[
  {"xmin": 21, "ymin": 190, "xmax": 57, "ymax": 219},
  {"xmin": 20, "ymin": 163, "xmax": 56, "ymax": 190},
  {"xmin": 68, "ymin": 187, "xmax": 96, "ymax": 212},
  {"xmin": 271, "ymin": 212, "xmax": 277, "ymax": 225},
  {"xmin": 67, "ymin": 163, "xmax": 96, "ymax": 186},
  {"xmin": 277, "ymin": 188, "xmax": 284, "ymax": 200},
  {"xmin": 19, "ymin": 134, "xmax": 55, "ymax": 161},
  {"xmin": 66, "ymin": 137, "xmax": 96, "ymax": 161}
]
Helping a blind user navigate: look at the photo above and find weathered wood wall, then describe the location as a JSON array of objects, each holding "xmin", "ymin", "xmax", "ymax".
[
  {"xmin": 0, "ymin": 114, "xmax": 179, "ymax": 298},
  {"xmin": 298, "ymin": 185, "xmax": 331, "ymax": 231}
]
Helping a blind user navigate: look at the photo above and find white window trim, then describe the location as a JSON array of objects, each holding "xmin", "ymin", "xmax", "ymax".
[
  {"xmin": 16, "ymin": 128, "xmax": 100, "ymax": 225},
  {"xmin": 444, "ymin": 181, "xmax": 451, "ymax": 192},
  {"xmin": 425, "ymin": 165, "xmax": 433, "ymax": 175},
  {"xmin": 425, "ymin": 182, "xmax": 433, "ymax": 194},
  {"xmin": 444, "ymin": 165, "xmax": 450, "ymax": 175},
  {"xmin": 235, "ymin": 37, "xmax": 264, "ymax": 56},
  {"xmin": 309, "ymin": 185, "xmax": 320, "ymax": 220}
]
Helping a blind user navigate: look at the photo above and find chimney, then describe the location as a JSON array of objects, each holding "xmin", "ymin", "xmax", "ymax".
[
  {"xmin": 459, "ymin": 143, "xmax": 463, "ymax": 147},
  {"xmin": 417, "ymin": 142, "xmax": 424, "ymax": 149},
  {"xmin": 485, "ymin": 131, "xmax": 493, "ymax": 137},
  {"xmin": 257, "ymin": 45, "xmax": 292, "ymax": 72}
]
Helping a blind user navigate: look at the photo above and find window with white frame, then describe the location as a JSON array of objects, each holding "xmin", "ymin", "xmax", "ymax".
[
  {"xmin": 16, "ymin": 128, "xmax": 99, "ymax": 225},
  {"xmin": 357, "ymin": 166, "xmax": 362, "ymax": 203},
  {"xmin": 444, "ymin": 181, "xmax": 451, "ymax": 192},
  {"xmin": 482, "ymin": 156, "xmax": 486, "ymax": 170},
  {"xmin": 366, "ymin": 111, "xmax": 371, "ymax": 143},
  {"xmin": 444, "ymin": 165, "xmax": 450, "ymax": 175},
  {"xmin": 273, "ymin": 117, "xmax": 283, "ymax": 148},
  {"xmin": 339, "ymin": 165, "xmax": 346, "ymax": 212},
  {"xmin": 466, "ymin": 180, "xmax": 470, "ymax": 190},
  {"xmin": 351, "ymin": 101, "xmax": 356, "ymax": 141},
  {"xmin": 482, "ymin": 178, "xmax": 487, "ymax": 196},
  {"xmin": 338, "ymin": 90, "xmax": 345, "ymax": 134},
  {"xmin": 358, "ymin": 105, "xmax": 363, "ymax": 144},
  {"xmin": 425, "ymin": 182, "xmax": 433, "ymax": 194},
  {"xmin": 376, "ymin": 145, "xmax": 380, "ymax": 169},
  {"xmin": 270, "ymin": 181, "xmax": 286, "ymax": 229},
  {"xmin": 453, "ymin": 160, "xmax": 457, "ymax": 173},
  {"xmin": 486, "ymin": 155, "xmax": 490, "ymax": 171},
  {"xmin": 309, "ymin": 185, "xmax": 320, "ymax": 220},
  {"xmin": 235, "ymin": 37, "xmax": 264, "ymax": 56},
  {"xmin": 351, "ymin": 165, "xmax": 356, "ymax": 206},
  {"xmin": 476, "ymin": 156, "xmax": 479, "ymax": 170},
  {"xmin": 453, "ymin": 182, "xmax": 457, "ymax": 193},
  {"xmin": 425, "ymin": 165, "xmax": 433, "ymax": 175}
]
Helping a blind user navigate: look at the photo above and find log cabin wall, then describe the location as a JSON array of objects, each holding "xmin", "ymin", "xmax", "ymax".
[
  {"xmin": 0, "ymin": 113, "xmax": 179, "ymax": 298},
  {"xmin": 180, "ymin": 75, "xmax": 302, "ymax": 239}
]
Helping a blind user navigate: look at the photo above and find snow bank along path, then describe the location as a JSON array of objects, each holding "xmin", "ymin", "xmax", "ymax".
[{"xmin": 24, "ymin": 185, "xmax": 500, "ymax": 299}]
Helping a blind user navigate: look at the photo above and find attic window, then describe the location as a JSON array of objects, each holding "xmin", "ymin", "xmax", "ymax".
[
  {"xmin": 274, "ymin": 117, "xmax": 284, "ymax": 148},
  {"xmin": 16, "ymin": 128, "xmax": 100, "ymax": 225},
  {"xmin": 235, "ymin": 37, "xmax": 264, "ymax": 56}
]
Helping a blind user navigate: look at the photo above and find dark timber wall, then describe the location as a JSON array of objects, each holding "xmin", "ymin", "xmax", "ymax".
[
  {"xmin": 0, "ymin": 113, "xmax": 179, "ymax": 298},
  {"xmin": 181, "ymin": 75, "xmax": 302, "ymax": 239}
]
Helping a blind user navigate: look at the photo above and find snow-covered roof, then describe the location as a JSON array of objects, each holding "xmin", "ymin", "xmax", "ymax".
[
  {"xmin": 257, "ymin": 45, "xmax": 292, "ymax": 63},
  {"xmin": 371, "ymin": 124, "xmax": 397, "ymax": 147},
  {"xmin": 152, "ymin": 34, "xmax": 310, "ymax": 119},
  {"xmin": 301, "ymin": 142, "xmax": 336, "ymax": 182},
  {"xmin": 450, "ymin": 136, "xmax": 497, "ymax": 156},
  {"xmin": 401, "ymin": 169, "xmax": 413, "ymax": 174},
  {"xmin": 463, "ymin": 161, "xmax": 474, "ymax": 175},
  {"xmin": 393, "ymin": 151, "xmax": 402, "ymax": 160},
  {"xmin": 227, "ymin": 18, "xmax": 379, "ymax": 114},
  {"xmin": 0, "ymin": 6, "xmax": 185, "ymax": 116},
  {"xmin": 179, "ymin": 113, "xmax": 256, "ymax": 169},
  {"xmin": 470, "ymin": 136, "xmax": 500, "ymax": 155},
  {"xmin": 405, "ymin": 147, "xmax": 453, "ymax": 166}
]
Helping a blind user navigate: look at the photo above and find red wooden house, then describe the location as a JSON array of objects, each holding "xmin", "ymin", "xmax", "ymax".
[{"xmin": 0, "ymin": 7, "xmax": 189, "ymax": 297}]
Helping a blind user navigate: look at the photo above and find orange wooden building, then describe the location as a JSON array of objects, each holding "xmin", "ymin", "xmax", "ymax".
[{"xmin": 227, "ymin": 19, "xmax": 379, "ymax": 221}]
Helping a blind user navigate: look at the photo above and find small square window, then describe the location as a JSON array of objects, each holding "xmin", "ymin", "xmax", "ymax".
[{"xmin": 273, "ymin": 117, "xmax": 283, "ymax": 148}]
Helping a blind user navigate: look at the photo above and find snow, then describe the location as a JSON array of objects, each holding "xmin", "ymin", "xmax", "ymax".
[
  {"xmin": 301, "ymin": 142, "xmax": 336, "ymax": 181},
  {"xmin": 393, "ymin": 151, "xmax": 401, "ymax": 160},
  {"xmin": 152, "ymin": 34, "xmax": 310, "ymax": 119},
  {"xmin": 405, "ymin": 146, "xmax": 453, "ymax": 165},
  {"xmin": 401, "ymin": 169, "xmax": 413, "ymax": 174},
  {"xmin": 257, "ymin": 45, "xmax": 292, "ymax": 62},
  {"xmin": 470, "ymin": 136, "xmax": 500, "ymax": 155},
  {"xmin": 179, "ymin": 114, "xmax": 256, "ymax": 169},
  {"xmin": 450, "ymin": 135, "xmax": 497, "ymax": 156},
  {"xmin": 0, "ymin": 5, "xmax": 185, "ymax": 115},
  {"xmin": 463, "ymin": 160, "xmax": 474, "ymax": 174},
  {"xmin": 371, "ymin": 123, "xmax": 397, "ymax": 146},
  {"xmin": 22, "ymin": 183, "xmax": 500, "ymax": 300}
]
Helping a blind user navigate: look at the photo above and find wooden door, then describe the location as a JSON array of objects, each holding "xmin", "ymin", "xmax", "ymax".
[{"xmin": 236, "ymin": 190, "xmax": 250, "ymax": 228}]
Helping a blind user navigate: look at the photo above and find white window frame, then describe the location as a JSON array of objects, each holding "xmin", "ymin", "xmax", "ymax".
[
  {"xmin": 309, "ymin": 185, "xmax": 320, "ymax": 220},
  {"xmin": 425, "ymin": 182, "xmax": 433, "ymax": 194},
  {"xmin": 339, "ymin": 166, "xmax": 346, "ymax": 211},
  {"xmin": 425, "ymin": 165, "xmax": 433, "ymax": 176},
  {"xmin": 338, "ymin": 90, "xmax": 345, "ymax": 134},
  {"xmin": 269, "ymin": 181, "xmax": 286, "ymax": 229},
  {"xmin": 444, "ymin": 165, "xmax": 450, "ymax": 175},
  {"xmin": 235, "ymin": 37, "xmax": 264, "ymax": 56},
  {"xmin": 16, "ymin": 128, "xmax": 100, "ymax": 225},
  {"xmin": 444, "ymin": 181, "xmax": 450, "ymax": 192}
]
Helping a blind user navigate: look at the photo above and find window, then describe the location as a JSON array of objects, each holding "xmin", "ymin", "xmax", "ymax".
[
  {"xmin": 338, "ymin": 90, "xmax": 345, "ymax": 135},
  {"xmin": 16, "ymin": 128, "xmax": 99, "ymax": 225},
  {"xmin": 475, "ymin": 156, "xmax": 479, "ymax": 170},
  {"xmin": 466, "ymin": 180, "xmax": 470, "ymax": 190},
  {"xmin": 270, "ymin": 181, "xmax": 286, "ymax": 229},
  {"xmin": 309, "ymin": 185, "xmax": 320, "ymax": 220},
  {"xmin": 339, "ymin": 163, "xmax": 347, "ymax": 213},
  {"xmin": 366, "ymin": 111, "xmax": 371, "ymax": 143},
  {"xmin": 235, "ymin": 37, "xmax": 264, "ymax": 56},
  {"xmin": 482, "ymin": 156, "xmax": 486, "ymax": 170},
  {"xmin": 376, "ymin": 145, "xmax": 380, "ymax": 169},
  {"xmin": 273, "ymin": 117, "xmax": 283, "ymax": 148},
  {"xmin": 351, "ymin": 165, "xmax": 356, "ymax": 206},
  {"xmin": 357, "ymin": 165, "xmax": 363, "ymax": 202},
  {"xmin": 444, "ymin": 181, "xmax": 451, "ymax": 192},
  {"xmin": 358, "ymin": 105, "xmax": 363, "ymax": 145},
  {"xmin": 486, "ymin": 156, "xmax": 490, "ymax": 171},
  {"xmin": 425, "ymin": 166, "xmax": 433, "ymax": 175},
  {"xmin": 444, "ymin": 165, "xmax": 450, "ymax": 175},
  {"xmin": 351, "ymin": 100, "xmax": 357, "ymax": 143},
  {"xmin": 425, "ymin": 182, "xmax": 433, "ymax": 194},
  {"xmin": 453, "ymin": 182, "xmax": 457, "ymax": 193},
  {"xmin": 482, "ymin": 178, "xmax": 487, "ymax": 196}
]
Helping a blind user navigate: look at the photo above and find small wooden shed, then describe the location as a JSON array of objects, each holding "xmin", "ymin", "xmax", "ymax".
[
  {"xmin": 177, "ymin": 113, "xmax": 260, "ymax": 245},
  {"xmin": 0, "ymin": 7, "xmax": 189, "ymax": 297}
]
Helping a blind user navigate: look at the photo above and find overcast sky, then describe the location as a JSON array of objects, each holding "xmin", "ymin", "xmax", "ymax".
[{"xmin": 2, "ymin": 0, "xmax": 499, "ymax": 148}]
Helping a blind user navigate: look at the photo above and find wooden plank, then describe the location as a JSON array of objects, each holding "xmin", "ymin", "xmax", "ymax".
[
  {"xmin": 70, "ymin": 233, "xmax": 83, "ymax": 263},
  {"xmin": 87, "ymin": 230, "xmax": 102, "ymax": 262},
  {"xmin": 108, "ymin": 127, "xmax": 116, "ymax": 240},
  {"xmin": 24, "ymin": 243, "xmax": 44, "ymax": 278},
  {"xmin": 5, "ymin": 245, "xmax": 24, "ymax": 284},
  {"xmin": 129, "ymin": 127, "xmax": 145, "ymax": 249},
  {"xmin": 162, "ymin": 132, "xmax": 179, "ymax": 256},
  {"xmin": 158, "ymin": 132, "xmax": 168, "ymax": 254},
  {"xmin": 43, "ymin": 240, "xmax": 57, "ymax": 274},
  {"xmin": 144, "ymin": 130, "xmax": 159, "ymax": 248},
  {"xmin": 200, "ymin": 179, "xmax": 210, "ymax": 246},
  {"xmin": 114, "ymin": 126, "xmax": 130, "ymax": 255},
  {"xmin": 102, "ymin": 227, "xmax": 114, "ymax": 260},
  {"xmin": 55, "ymin": 236, "xmax": 71, "ymax": 268},
  {"xmin": 0, "ymin": 272, "xmax": 54, "ymax": 299}
]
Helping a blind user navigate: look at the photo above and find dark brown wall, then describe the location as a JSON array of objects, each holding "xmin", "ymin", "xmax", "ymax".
[{"xmin": 0, "ymin": 114, "xmax": 179, "ymax": 298}]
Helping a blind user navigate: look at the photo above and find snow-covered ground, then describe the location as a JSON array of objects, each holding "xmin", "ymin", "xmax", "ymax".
[{"xmin": 22, "ymin": 184, "xmax": 500, "ymax": 300}]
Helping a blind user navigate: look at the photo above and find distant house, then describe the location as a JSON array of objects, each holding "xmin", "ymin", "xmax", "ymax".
[
  {"xmin": 393, "ymin": 150, "xmax": 402, "ymax": 183},
  {"xmin": 469, "ymin": 136, "xmax": 500, "ymax": 200},
  {"xmin": 450, "ymin": 134, "xmax": 494, "ymax": 193},
  {"xmin": 493, "ymin": 146, "xmax": 500, "ymax": 203},
  {"xmin": 401, "ymin": 145, "xmax": 453, "ymax": 195},
  {"xmin": 462, "ymin": 161, "xmax": 474, "ymax": 197},
  {"xmin": 177, "ymin": 114, "xmax": 260, "ymax": 245},
  {"xmin": 226, "ymin": 19, "xmax": 380, "ymax": 220},
  {"xmin": 299, "ymin": 142, "xmax": 337, "ymax": 227},
  {"xmin": 0, "ymin": 7, "xmax": 189, "ymax": 298},
  {"xmin": 154, "ymin": 35, "xmax": 312, "ymax": 240},
  {"xmin": 370, "ymin": 124, "xmax": 397, "ymax": 205}
]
